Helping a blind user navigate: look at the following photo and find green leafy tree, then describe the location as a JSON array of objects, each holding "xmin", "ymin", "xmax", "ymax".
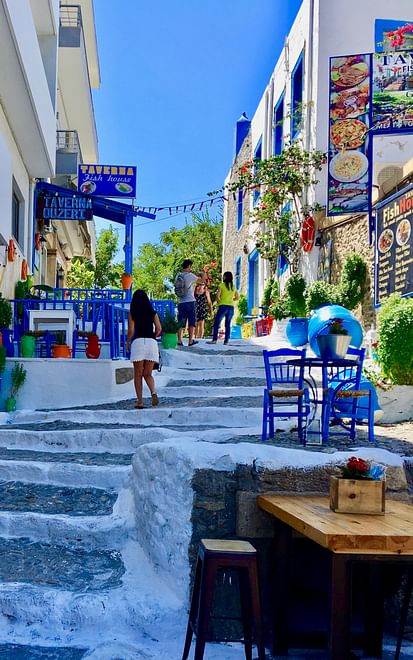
[
  {"xmin": 133, "ymin": 211, "xmax": 223, "ymax": 300},
  {"xmin": 94, "ymin": 226, "xmax": 124, "ymax": 288},
  {"xmin": 67, "ymin": 257, "xmax": 95, "ymax": 289}
]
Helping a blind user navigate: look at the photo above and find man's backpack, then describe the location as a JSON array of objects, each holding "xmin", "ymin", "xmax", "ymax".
[{"xmin": 174, "ymin": 273, "xmax": 187, "ymax": 298}]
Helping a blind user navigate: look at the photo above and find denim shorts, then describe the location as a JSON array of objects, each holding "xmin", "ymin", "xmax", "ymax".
[{"xmin": 177, "ymin": 301, "xmax": 196, "ymax": 327}]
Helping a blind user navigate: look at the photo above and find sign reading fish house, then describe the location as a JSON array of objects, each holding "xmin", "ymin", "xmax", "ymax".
[{"xmin": 77, "ymin": 164, "xmax": 137, "ymax": 198}]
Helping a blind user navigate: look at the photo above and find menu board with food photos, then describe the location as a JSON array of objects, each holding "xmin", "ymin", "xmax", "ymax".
[
  {"xmin": 328, "ymin": 54, "xmax": 371, "ymax": 216},
  {"xmin": 375, "ymin": 184, "xmax": 413, "ymax": 306}
]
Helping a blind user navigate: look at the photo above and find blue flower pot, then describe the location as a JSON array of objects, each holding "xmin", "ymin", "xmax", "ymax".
[{"xmin": 285, "ymin": 317, "xmax": 309, "ymax": 347}]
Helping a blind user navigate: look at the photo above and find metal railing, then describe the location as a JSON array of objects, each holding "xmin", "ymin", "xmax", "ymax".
[
  {"xmin": 10, "ymin": 288, "xmax": 176, "ymax": 360},
  {"xmin": 56, "ymin": 129, "xmax": 81, "ymax": 154},
  {"xmin": 59, "ymin": 5, "xmax": 82, "ymax": 29}
]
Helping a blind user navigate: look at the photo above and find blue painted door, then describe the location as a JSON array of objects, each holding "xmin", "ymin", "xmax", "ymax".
[{"xmin": 248, "ymin": 249, "xmax": 259, "ymax": 312}]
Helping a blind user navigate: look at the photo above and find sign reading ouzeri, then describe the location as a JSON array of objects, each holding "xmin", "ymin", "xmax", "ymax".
[
  {"xmin": 77, "ymin": 164, "xmax": 137, "ymax": 198},
  {"xmin": 375, "ymin": 184, "xmax": 413, "ymax": 306}
]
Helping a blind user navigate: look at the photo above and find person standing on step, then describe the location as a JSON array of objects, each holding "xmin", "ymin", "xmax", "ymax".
[
  {"xmin": 207, "ymin": 271, "xmax": 239, "ymax": 346},
  {"xmin": 174, "ymin": 259, "xmax": 203, "ymax": 347},
  {"xmin": 194, "ymin": 274, "xmax": 214, "ymax": 339},
  {"xmin": 126, "ymin": 289, "xmax": 161, "ymax": 409}
]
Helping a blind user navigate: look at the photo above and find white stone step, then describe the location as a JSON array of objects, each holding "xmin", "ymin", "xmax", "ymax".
[{"xmin": 0, "ymin": 460, "xmax": 130, "ymax": 490}]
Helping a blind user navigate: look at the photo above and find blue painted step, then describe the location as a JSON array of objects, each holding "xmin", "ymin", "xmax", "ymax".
[{"xmin": 0, "ymin": 644, "xmax": 86, "ymax": 658}]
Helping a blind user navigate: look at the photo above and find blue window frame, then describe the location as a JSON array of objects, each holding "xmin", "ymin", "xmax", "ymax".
[
  {"xmin": 273, "ymin": 93, "xmax": 284, "ymax": 155},
  {"xmin": 237, "ymin": 189, "xmax": 243, "ymax": 230},
  {"xmin": 253, "ymin": 138, "xmax": 262, "ymax": 206},
  {"xmin": 291, "ymin": 51, "xmax": 304, "ymax": 139},
  {"xmin": 235, "ymin": 256, "xmax": 241, "ymax": 291}
]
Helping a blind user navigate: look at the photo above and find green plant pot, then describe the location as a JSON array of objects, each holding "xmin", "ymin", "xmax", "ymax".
[
  {"xmin": 20, "ymin": 335, "xmax": 35, "ymax": 358},
  {"xmin": 5, "ymin": 397, "xmax": 16, "ymax": 412},
  {"xmin": 161, "ymin": 333, "xmax": 178, "ymax": 349}
]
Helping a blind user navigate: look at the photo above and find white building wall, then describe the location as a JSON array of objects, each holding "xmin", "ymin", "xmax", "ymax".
[{"xmin": 226, "ymin": 0, "xmax": 413, "ymax": 301}]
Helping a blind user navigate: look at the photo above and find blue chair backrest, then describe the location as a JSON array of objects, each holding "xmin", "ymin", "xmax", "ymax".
[
  {"xmin": 330, "ymin": 346, "xmax": 366, "ymax": 388},
  {"xmin": 263, "ymin": 348, "xmax": 306, "ymax": 389}
]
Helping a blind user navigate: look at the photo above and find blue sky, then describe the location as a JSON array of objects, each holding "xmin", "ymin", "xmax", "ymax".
[{"xmin": 92, "ymin": 0, "xmax": 303, "ymax": 254}]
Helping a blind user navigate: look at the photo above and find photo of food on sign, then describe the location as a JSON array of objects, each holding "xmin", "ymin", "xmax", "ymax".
[
  {"xmin": 328, "ymin": 182, "xmax": 369, "ymax": 213},
  {"xmin": 378, "ymin": 228, "xmax": 394, "ymax": 254},
  {"xmin": 396, "ymin": 219, "xmax": 411, "ymax": 246},
  {"xmin": 330, "ymin": 119, "xmax": 368, "ymax": 149},
  {"xmin": 331, "ymin": 56, "xmax": 369, "ymax": 91},
  {"xmin": 330, "ymin": 85, "xmax": 369, "ymax": 120},
  {"xmin": 329, "ymin": 151, "xmax": 369, "ymax": 183},
  {"xmin": 80, "ymin": 181, "xmax": 96, "ymax": 194}
]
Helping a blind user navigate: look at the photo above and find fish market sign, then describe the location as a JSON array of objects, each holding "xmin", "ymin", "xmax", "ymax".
[
  {"xmin": 77, "ymin": 164, "xmax": 137, "ymax": 198},
  {"xmin": 36, "ymin": 193, "xmax": 93, "ymax": 221}
]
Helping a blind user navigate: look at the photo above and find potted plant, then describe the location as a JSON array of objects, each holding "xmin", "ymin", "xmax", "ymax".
[
  {"xmin": 285, "ymin": 273, "xmax": 309, "ymax": 347},
  {"xmin": 330, "ymin": 456, "xmax": 385, "ymax": 515},
  {"xmin": 51, "ymin": 330, "xmax": 72, "ymax": 358},
  {"xmin": 121, "ymin": 273, "xmax": 133, "ymax": 290},
  {"xmin": 268, "ymin": 296, "xmax": 291, "ymax": 337},
  {"xmin": 5, "ymin": 362, "xmax": 27, "ymax": 412},
  {"xmin": 317, "ymin": 318, "xmax": 351, "ymax": 360},
  {"xmin": 20, "ymin": 331, "xmax": 36, "ymax": 358},
  {"xmin": 0, "ymin": 295, "xmax": 13, "ymax": 357},
  {"xmin": 85, "ymin": 331, "xmax": 101, "ymax": 359},
  {"xmin": 161, "ymin": 313, "xmax": 182, "ymax": 349}
]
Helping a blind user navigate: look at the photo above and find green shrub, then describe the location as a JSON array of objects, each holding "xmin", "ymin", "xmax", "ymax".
[
  {"xmin": 161, "ymin": 313, "xmax": 182, "ymax": 334},
  {"xmin": 0, "ymin": 346, "xmax": 6, "ymax": 374},
  {"xmin": 0, "ymin": 296, "xmax": 12, "ymax": 329},
  {"xmin": 285, "ymin": 273, "xmax": 307, "ymax": 317},
  {"xmin": 237, "ymin": 294, "xmax": 248, "ymax": 318},
  {"xmin": 262, "ymin": 278, "xmax": 274, "ymax": 307},
  {"xmin": 377, "ymin": 295, "xmax": 413, "ymax": 385},
  {"xmin": 339, "ymin": 253, "xmax": 367, "ymax": 310},
  {"xmin": 269, "ymin": 297, "xmax": 291, "ymax": 320},
  {"xmin": 305, "ymin": 281, "xmax": 341, "ymax": 313}
]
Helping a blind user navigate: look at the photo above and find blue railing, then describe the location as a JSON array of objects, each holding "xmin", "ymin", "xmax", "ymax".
[{"xmin": 9, "ymin": 289, "xmax": 175, "ymax": 359}]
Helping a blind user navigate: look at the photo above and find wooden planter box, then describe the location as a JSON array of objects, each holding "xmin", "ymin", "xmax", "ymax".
[{"xmin": 329, "ymin": 476, "xmax": 385, "ymax": 515}]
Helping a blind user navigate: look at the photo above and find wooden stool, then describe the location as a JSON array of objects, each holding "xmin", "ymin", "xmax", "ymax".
[{"xmin": 182, "ymin": 539, "xmax": 266, "ymax": 660}]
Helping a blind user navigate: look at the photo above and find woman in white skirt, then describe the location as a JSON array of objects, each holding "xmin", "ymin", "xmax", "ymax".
[{"xmin": 126, "ymin": 289, "xmax": 162, "ymax": 409}]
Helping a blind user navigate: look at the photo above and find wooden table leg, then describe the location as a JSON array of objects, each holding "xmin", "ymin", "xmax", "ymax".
[
  {"xmin": 272, "ymin": 519, "xmax": 291, "ymax": 656},
  {"xmin": 329, "ymin": 554, "xmax": 352, "ymax": 660}
]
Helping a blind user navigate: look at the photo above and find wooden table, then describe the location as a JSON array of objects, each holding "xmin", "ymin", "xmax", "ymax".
[{"xmin": 257, "ymin": 494, "xmax": 413, "ymax": 659}]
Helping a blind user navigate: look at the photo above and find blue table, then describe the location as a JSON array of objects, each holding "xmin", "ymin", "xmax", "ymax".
[{"xmin": 287, "ymin": 357, "xmax": 359, "ymax": 444}]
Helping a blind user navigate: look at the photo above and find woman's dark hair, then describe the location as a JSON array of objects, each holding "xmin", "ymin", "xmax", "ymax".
[
  {"xmin": 130, "ymin": 289, "xmax": 155, "ymax": 321},
  {"xmin": 223, "ymin": 271, "xmax": 234, "ymax": 290}
]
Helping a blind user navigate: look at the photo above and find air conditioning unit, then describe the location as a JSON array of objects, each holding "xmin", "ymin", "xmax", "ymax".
[
  {"xmin": 42, "ymin": 219, "xmax": 53, "ymax": 233},
  {"xmin": 377, "ymin": 165, "xmax": 404, "ymax": 195}
]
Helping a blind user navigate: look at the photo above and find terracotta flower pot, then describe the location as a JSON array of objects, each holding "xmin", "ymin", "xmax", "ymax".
[
  {"xmin": 121, "ymin": 273, "xmax": 133, "ymax": 290},
  {"xmin": 85, "ymin": 335, "xmax": 101, "ymax": 359},
  {"xmin": 52, "ymin": 344, "xmax": 72, "ymax": 358}
]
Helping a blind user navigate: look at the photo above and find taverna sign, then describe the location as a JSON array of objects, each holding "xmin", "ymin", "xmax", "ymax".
[
  {"xmin": 77, "ymin": 163, "xmax": 137, "ymax": 198},
  {"xmin": 36, "ymin": 191, "xmax": 93, "ymax": 221}
]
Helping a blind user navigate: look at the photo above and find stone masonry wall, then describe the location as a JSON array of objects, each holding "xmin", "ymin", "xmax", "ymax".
[
  {"xmin": 222, "ymin": 131, "xmax": 252, "ymax": 297},
  {"xmin": 320, "ymin": 213, "xmax": 376, "ymax": 329}
]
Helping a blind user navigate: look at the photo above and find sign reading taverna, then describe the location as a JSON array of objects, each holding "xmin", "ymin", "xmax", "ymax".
[
  {"xmin": 36, "ymin": 191, "xmax": 93, "ymax": 221},
  {"xmin": 77, "ymin": 164, "xmax": 137, "ymax": 198}
]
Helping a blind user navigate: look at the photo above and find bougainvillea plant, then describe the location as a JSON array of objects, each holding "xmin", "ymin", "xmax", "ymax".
[
  {"xmin": 226, "ymin": 140, "xmax": 325, "ymax": 273},
  {"xmin": 385, "ymin": 23, "xmax": 413, "ymax": 49},
  {"xmin": 340, "ymin": 457, "xmax": 385, "ymax": 481}
]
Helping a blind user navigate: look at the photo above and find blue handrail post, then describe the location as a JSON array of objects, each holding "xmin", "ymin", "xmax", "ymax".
[{"xmin": 124, "ymin": 210, "xmax": 134, "ymax": 301}]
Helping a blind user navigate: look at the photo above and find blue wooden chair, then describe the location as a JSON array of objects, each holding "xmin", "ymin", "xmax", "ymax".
[
  {"xmin": 262, "ymin": 348, "xmax": 309, "ymax": 443},
  {"xmin": 323, "ymin": 347, "xmax": 375, "ymax": 443}
]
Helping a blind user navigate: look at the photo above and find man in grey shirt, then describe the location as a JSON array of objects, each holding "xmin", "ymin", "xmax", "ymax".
[{"xmin": 175, "ymin": 259, "xmax": 202, "ymax": 346}]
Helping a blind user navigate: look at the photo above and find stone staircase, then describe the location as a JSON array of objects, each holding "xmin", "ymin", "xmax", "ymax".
[{"xmin": 0, "ymin": 342, "xmax": 268, "ymax": 658}]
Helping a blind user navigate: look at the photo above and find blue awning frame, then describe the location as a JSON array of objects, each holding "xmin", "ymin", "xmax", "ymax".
[{"xmin": 34, "ymin": 180, "xmax": 144, "ymax": 274}]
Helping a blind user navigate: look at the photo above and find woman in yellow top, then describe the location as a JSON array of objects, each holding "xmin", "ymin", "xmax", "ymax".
[{"xmin": 207, "ymin": 271, "xmax": 239, "ymax": 345}]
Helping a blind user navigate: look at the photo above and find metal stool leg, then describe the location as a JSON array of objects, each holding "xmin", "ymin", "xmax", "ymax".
[
  {"xmin": 239, "ymin": 568, "xmax": 253, "ymax": 660},
  {"xmin": 182, "ymin": 557, "xmax": 203, "ymax": 660},
  {"xmin": 247, "ymin": 558, "xmax": 266, "ymax": 660}
]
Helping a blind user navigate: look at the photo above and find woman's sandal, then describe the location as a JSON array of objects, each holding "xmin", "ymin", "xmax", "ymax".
[
  {"xmin": 134, "ymin": 401, "xmax": 144, "ymax": 409},
  {"xmin": 151, "ymin": 392, "xmax": 159, "ymax": 406}
]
